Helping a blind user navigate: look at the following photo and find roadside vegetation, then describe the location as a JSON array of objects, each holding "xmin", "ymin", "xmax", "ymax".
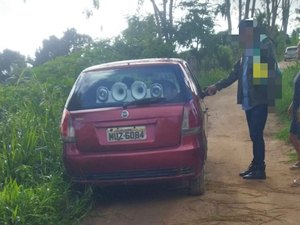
[
  {"xmin": 275, "ymin": 62, "xmax": 300, "ymax": 161},
  {"xmin": 0, "ymin": 1, "xmax": 300, "ymax": 224},
  {"xmin": 0, "ymin": 62, "xmax": 94, "ymax": 224}
]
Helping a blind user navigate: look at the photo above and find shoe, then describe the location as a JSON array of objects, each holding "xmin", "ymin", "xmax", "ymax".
[
  {"xmin": 243, "ymin": 170, "xmax": 266, "ymax": 179},
  {"xmin": 243, "ymin": 164, "xmax": 266, "ymax": 179},
  {"xmin": 289, "ymin": 161, "xmax": 300, "ymax": 170},
  {"xmin": 239, "ymin": 163, "xmax": 255, "ymax": 177}
]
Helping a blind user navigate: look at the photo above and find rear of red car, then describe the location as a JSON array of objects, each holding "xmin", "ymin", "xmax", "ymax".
[{"xmin": 61, "ymin": 59, "xmax": 207, "ymax": 195}]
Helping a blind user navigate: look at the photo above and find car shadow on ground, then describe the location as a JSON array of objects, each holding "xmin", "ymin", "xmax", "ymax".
[{"xmin": 91, "ymin": 182, "xmax": 192, "ymax": 205}]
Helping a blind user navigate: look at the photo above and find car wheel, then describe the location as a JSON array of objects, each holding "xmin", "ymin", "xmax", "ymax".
[{"xmin": 188, "ymin": 166, "xmax": 205, "ymax": 195}]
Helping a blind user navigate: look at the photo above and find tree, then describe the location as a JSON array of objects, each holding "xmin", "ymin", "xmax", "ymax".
[
  {"xmin": 281, "ymin": 0, "xmax": 291, "ymax": 39},
  {"xmin": 114, "ymin": 15, "xmax": 176, "ymax": 59},
  {"xmin": 225, "ymin": 0, "xmax": 232, "ymax": 33},
  {"xmin": 35, "ymin": 36, "xmax": 63, "ymax": 66},
  {"xmin": 138, "ymin": 0, "xmax": 176, "ymax": 42},
  {"xmin": 290, "ymin": 28, "xmax": 300, "ymax": 45},
  {"xmin": 245, "ymin": 0, "xmax": 251, "ymax": 18},
  {"xmin": 215, "ymin": 0, "xmax": 232, "ymax": 33},
  {"xmin": 237, "ymin": 0, "xmax": 257, "ymax": 21},
  {"xmin": 251, "ymin": 0, "xmax": 256, "ymax": 17},
  {"xmin": 239, "ymin": 0, "xmax": 242, "ymax": 22},
  {"xmin": 265, "ymin": 0, "xmax": 271, "ymax": 27},
  {"xmin": 271, "ymin": 0, "xmax": 280, "ymax": 34},
  {"xmin": 235, "ymin": 0, "xmax": 283, "ymax": 39},
  {"xmin": 62, "ymin": 28, "xmax": 93, "ymax": 53},
  {"xmin": 176, "ymin": 0, "xmax": 214, "ymax": 51},
  {"xmin": 34, "ymin": 29, "xmax": 93, "ymax": 66},
  {"xmin": 0, "ymin": 49, "xmax": 27, "ymax": 83},
  {"xmin": 263, "ymin": 0, "xmax": 281, "ymax": 36}
]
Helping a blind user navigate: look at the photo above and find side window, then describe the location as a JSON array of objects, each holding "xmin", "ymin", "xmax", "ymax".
[{"xmin": 184, "ymin": 63, "xmax": 204, "ymax": 98}]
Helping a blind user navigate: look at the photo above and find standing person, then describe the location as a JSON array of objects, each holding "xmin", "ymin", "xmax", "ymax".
[
  {"xmin": 206, "ymin": 18, "xmax": 282, "ymax": 180},
  {"xmin": 289, "ymin": 73, "xmax": 300, "ymax": 186}
]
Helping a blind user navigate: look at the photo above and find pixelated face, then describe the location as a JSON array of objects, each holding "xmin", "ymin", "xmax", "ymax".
[{"xmin": 239, "ymin": 27, "xmax": 254, "ymax": 48}]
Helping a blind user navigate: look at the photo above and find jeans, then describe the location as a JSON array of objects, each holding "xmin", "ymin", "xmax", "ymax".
[{"xmin": 245, "ymin": 104, "xmax": 268, "ymax": 166}]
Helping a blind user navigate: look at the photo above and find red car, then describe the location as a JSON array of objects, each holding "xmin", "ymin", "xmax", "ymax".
[{"xmin": 61, "ymin": 58, "xmax": 208, "ymax": 195}]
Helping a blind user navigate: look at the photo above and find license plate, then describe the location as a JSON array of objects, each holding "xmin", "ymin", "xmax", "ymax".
[{"xmin": 107, "ymin": 126, "xmax": 146, "ymax": 142}]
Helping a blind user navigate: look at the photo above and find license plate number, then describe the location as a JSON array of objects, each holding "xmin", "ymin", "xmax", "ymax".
[{"xmin": 107, "ymin": 126, "xmax": 146, "ymax": 142}]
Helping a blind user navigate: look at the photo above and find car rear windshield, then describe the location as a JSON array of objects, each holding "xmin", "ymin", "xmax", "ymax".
[
  {"xmin": 286, "ymin": 47, "xmax": 297, "ymax": 52},
  {"xmin": 66, "ymin": 64, "xmax": 191, "ymax": 110}
]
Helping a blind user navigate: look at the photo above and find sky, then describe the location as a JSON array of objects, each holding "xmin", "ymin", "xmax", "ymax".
[
  {"xmin": 0, "ymin": 0, "xmax": 299, "ymax": 58},
  {"xmin": 0, "ymin": 0, "xmax": 146, "ymax": 57}
]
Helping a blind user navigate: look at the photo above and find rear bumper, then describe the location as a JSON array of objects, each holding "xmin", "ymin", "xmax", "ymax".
[{"xmin": 63, "ymin": 138, "xmax": 205, "ymax": 185}]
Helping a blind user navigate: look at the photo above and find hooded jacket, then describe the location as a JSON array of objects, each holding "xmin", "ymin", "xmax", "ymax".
[{"xmin": 214, "ymin": 37, "xmax": 282, "ymax": 108}]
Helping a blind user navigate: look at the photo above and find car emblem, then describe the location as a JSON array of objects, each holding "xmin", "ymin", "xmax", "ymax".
[{"xmin": 121, "ymin": 110, "xmax": 129, "ymax": 119}]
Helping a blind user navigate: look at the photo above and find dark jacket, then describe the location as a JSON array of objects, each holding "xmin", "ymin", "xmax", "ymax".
[{"xmin": 214, "ymin": 37, "xmax": 281, "ymax": 107}]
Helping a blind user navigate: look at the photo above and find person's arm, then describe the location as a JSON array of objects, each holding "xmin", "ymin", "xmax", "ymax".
[
  {"xmin": 293, "ymin": 75, "xmax": 300, "ymax": 122},
  {"xmin": 215, "ymin": 60, "xmax": 241, "ymax": 91},
  {"xmin": 206, "ymin": 59, "xmax": 241, "ymax": 95}
]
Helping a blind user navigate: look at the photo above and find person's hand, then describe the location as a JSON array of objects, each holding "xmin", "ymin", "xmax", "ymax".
[{"xmin": 206, "ymin": 85, "xmax": 217, "ymax": 96}]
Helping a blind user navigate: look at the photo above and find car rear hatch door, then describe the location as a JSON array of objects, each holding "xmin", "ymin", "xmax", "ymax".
[{"xmin": 72, "ymin": 104, "xmax": 184, "ymax": 152}]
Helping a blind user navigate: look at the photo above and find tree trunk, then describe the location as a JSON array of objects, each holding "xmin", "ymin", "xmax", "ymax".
[
  {"xmin": 238, "ymin": 0, "xmax": 242, "ymax": 22},
  {"xmin": 169, "ymin": 0, "xmax": 174, "ymax": 39},
  {"xmin": 271, "ymin": 0, "xmax": 280, "ymax": 35},
  {"xmin": 251, "ymin": 0, "xmax": 256, "ymax": 18},
  {"xmin": 162, "ymin": 0, "xmax": 168, "ymax": 40},
  {"xmin": 282, "ymin": 0, "xmax": 290, "ymax": 39},
  {"xmin": 265, "ymin": 0, "xmax": 271, "ymax": 30},
  {"xmin": 150, "ymin": 0, "xmax": 163, "ymax": 38},
  {"xmin": 149, "ymin": 0, "xmax": 175, "ymax": 42},
  {"xmin": 245, "ymin": 0, "xmax": 251, "ymax": 19},
  {"xmin": 225, "ymin": 0, "xmax": 232, "ymax": 33}
]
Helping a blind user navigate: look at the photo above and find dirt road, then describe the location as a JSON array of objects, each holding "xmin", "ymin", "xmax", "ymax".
[{"xmin": 82, "ymin": 83, "xmax": 300, "ymax": 225}]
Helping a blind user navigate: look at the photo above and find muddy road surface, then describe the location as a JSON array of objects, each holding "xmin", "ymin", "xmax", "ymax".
[{"xmin": 82, "ymin": 82, "xmax": 300, "ymax": 225}]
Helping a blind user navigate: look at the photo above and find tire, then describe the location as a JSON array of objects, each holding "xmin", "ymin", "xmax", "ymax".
[{"xmin": 188, "ymin": 166, "xmax": 205, "ymax": 195}]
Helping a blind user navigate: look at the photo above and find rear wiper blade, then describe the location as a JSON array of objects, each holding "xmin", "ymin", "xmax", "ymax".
[{"xmin": 123, "ymin": 97, "xmax": 166, "ymax": 108}]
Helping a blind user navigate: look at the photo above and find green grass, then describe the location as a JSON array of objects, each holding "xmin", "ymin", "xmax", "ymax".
[
  {"xmin": 0, "ymin": 64, "xmax": 93, "ymax": 224},
  {"xmin": 197, "ymin": 68, "xmax": 229, "ymax": 88}
]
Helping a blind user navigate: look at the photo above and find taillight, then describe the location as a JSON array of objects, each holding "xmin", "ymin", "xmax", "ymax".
[
  {"xmin": 60, "ymin": 109, "xmax": 76, "ymax": 143},
  {"xmin": 181, "ymin": 102, "xmax": 201, "ymax": 136}
]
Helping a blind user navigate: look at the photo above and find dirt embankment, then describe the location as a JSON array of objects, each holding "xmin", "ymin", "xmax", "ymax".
[{"xmin": 82, "ymin": 81, "xmax": 300, "ymax": 225}]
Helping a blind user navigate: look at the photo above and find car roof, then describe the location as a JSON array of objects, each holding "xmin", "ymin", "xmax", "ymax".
[
  {"xmin": 82, "ymin": 58, "xmax": 187, "ymax": 73},
  {"xmin": 286, "ymin": 46, "xmax": 298, "ymax": 50}
]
